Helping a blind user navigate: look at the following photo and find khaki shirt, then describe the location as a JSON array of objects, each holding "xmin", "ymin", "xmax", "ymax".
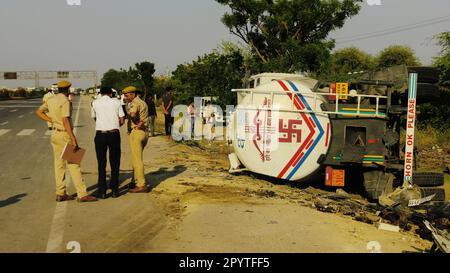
[
  {"xmin": 127, "ymin": 96, "xmax": 149, "ymax": 130},
  {"xmin": 43, "ymin": 92, "xmax": 55, "ymax": 103},
  {"xmin": 39, "ymin": 93, "xmax": 71, "ymax": 130}
]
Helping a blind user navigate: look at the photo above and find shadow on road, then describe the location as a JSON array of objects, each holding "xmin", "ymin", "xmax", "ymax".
[
  {"xmin": 86, "ymin": 165, "xmax": 187, "ymax": 197},
  {"xmin": 0, "ymin": 193, "xmax": 27, "ymax": 208},
  {"xmin": 146, "ymin": 165, "xmax": 187, "ymax": 191}
]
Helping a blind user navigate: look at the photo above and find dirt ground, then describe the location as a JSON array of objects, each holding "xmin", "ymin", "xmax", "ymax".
[{"xmin": 85, "ymin": 109, "xmax": 440, "ymax": 253}]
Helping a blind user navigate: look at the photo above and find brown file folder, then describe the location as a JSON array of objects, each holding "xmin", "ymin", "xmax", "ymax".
[{"xmin": 60, "ymin": 143, "xmax": 86, "ymax": 165}]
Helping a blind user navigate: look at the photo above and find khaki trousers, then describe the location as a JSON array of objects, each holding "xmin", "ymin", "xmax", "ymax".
[
  {"xmin": 51, "ymin": 131, "xmax": 88, "ymax": 198},
  {"xmin": 129, "ymin": 129, "xmax": 148, "ymax": 187}
]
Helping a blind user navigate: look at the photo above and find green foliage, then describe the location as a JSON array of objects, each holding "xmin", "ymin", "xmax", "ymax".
[
  {"xmin": 153, "ymin": 76, "xmax": 177, "ymax": 99},
  {"xmin": 331, "ymin": 47, "xmax": 375, "ymax": 74},
  {"xmin": 376, "ymin": 45, "xmax": 421, "ymax": 68},
  {"xmin": 417, "ymin": 32, "xmax": 450, "ymax": 132},
  {"xmin": 0, "ymin": 89, "xmax": 10, "ymax": 99},
  {"xmin": 417, "ymin": 89, "xmax": 450, "ymax": 131},
  {"xmin": 435, "ymin": 31, "xmax": 450, "ymax": 53},
  {"xmin": 319, "ymin": 47, "xmax": 376, "ymax": 81},
  {"xmin": 216, "ymin": 0, "xmax": 362, "ymax": 73},
  {"xmin": 433, "ymin": 31, "xmax": 450, "ymax": 88},
  {"xmin": 434, "ymin": 55, "xmax": 450, "ymax": 88},
  {"xmin": 171, "ymin": 47, "xmax": 245, "ymax": 107},
  {"xmin": 11, "ymin": 88, "xmax": 26, "ymax": 98},
  {"xmin": 101, "ymin": 61, "xmax": 156, "ymax": 98},
  {"xmin": 101, "ymin": 68, "xmax": 141, "ymax": 91},
  {"xmin": 135, "ymin": 62, "xmax": 156, "ymax": 97}
]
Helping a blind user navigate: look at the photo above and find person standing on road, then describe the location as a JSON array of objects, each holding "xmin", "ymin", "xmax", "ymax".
[
  {"xmin": 42, "ymin": 88, "xmax": 55, "ymax": 130},
  {"xmin": 123, "ymin": 86, "xmax": 150, "ymax": 193},
  {"xmin": 145, "ymin": 95, "xmax": 157, "ymax": 137},
  {"xmin": 35, "ymin": 80, "xmax": 97, "ymax": 203},
  {"xmin": 204, "ymin": 102, "xmax": 216, "ymax": 141},
  {"xmin": 120, "ymin": 92, "xmax": 127, "ymax": 118},
  {"xmin": 91, "ymin": 87, "xmax": 125, "ymax": 199},
  {"xmin": 188, "ymin": 101, "xmax": 195, "ymax": 138},
  {"xmin": 162, "ymin": 87, "xmax": 174, "ymax": 137}
]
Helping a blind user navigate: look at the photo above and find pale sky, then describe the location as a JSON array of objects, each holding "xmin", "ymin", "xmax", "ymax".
[{"xmin": 0, "ymin": 0, "xmax": 449, "ymax": 88}]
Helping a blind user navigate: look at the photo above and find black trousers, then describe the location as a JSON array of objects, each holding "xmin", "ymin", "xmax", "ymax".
[
  {"xmin": 95, "ymin": 131, "xmax": 121, "ymax": 194},
  {"xmin": 164, "ymin": 114, "xmax": 174, "ymax": 136}
]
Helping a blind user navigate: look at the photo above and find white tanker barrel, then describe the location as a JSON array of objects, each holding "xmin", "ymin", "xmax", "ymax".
[{"xmin": 230, "ymin": 80, "xmax": 331, "ymax": 181}]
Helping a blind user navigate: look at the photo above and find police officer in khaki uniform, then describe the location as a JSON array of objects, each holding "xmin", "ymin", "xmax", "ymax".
[
  {"xmin": 36, "ymin": 80, "xmax": 97, "ymax": 202},
  {"xmin": 43, "ymin": 88, "xmax": 55, "ymax": 130},
  {"xmin": 122, "ymin": 86, "xmax": 150, "ymax": 193}
]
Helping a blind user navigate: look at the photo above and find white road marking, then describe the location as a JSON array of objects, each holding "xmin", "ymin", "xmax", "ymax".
[
  {"xmin": 45, "ymin": 202, "xmax": 68, "ymax": 253},
  {"xmin": 0, "ymin": 129, "xmax": 11, "ymax": 136},
  {"xmin": 0, "ymin": 122, "xmax": 8, "ymax": 126},
  {"xmin": 18, "ymin": 115, "xmax": 24, "ymax": 119},
  {"xmin": 10, "ymin": 109, "xmax": 18, "ymax": 113},
  {"xmin": 46, "ymin": 98, "xmax": 82, "ymax": 253},
  {"xmin": 17, "ymin": 129, "xmax": 35, "ymax": 136}
]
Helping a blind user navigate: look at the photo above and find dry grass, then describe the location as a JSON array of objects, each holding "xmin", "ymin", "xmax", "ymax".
[
  {"xmin": 416, "ymin": 126, "xmax": 450, "ymax": 150},
  {"xmin": 401, "ymin": 126, "xmax": 450, "ymax": 150}
]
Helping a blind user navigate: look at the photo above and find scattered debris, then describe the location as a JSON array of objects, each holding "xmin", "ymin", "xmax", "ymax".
[
  {"xmin": 377, "ymin": 222, "xmax": 400, "ymax": 233},
  {"xmin": 256, "ymin": 190, "xmax": 277, "ymax": 198},
  {"xmin": 299, "ymin": 183, "xmax": 449, "ymax": 247},
  {"xmin": 336, "ymin": 188, "xmax": 349, "ymax": 196},
  {"xmin": 417, "ymin": 144, "xmax": 450, "ymax": 170},
  {"xmin": 314, "ymin": 199, "xmax": 338, "ymax": 213},
  {"xmin": 445, "ymin": 164, "xmax": 450, "ymax": 174},
  {"xmin": 354, "ymin": 212, "xmax": 380, "ymax": 225},
  {"xmin": 424, "ymin": 220, "xmax": 450, "ymax": 253}
]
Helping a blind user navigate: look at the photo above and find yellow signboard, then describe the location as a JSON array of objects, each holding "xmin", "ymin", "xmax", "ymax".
[{"xmin": 336, "ymin": 82, "xmax": 349, "ymax": 100}]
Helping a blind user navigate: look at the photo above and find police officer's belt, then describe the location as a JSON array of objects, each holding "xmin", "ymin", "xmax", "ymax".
[
  {"xmin": 97, "ymin": 129, "xmax": 120, "ymax": 134},
  {"xmin": 53, "ymin": 128, "xmax": 67, "ymax": 132}
]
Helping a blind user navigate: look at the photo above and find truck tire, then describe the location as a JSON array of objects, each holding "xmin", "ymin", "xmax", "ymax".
[
  {"xmin": 420, "ymin": 188, "xmax": 446, "ymax": 202},
  {"xmin": 363, "ymin": 171, "xmax": 394, "ymax": 200},
  {"xmin": 412, "ymin": 172, "xmax": 445, "ymax": 187},
  {"xmin": 408, "ymin": 67, "xmax": 440, "ymax": 84}
]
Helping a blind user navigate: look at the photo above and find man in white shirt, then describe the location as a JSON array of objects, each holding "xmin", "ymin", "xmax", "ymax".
[{"xmin": 91, "ymin": 87, "xmax": 125, "ymax": 199}]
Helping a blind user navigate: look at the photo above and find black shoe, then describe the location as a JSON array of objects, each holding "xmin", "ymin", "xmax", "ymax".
[
  {"xmin": 111, "ymin": 191, "xmax": 120, "ymax": 198},
  {"xmin": 97, "ymin": 193, "xmax": 107, "ymax": 199}
]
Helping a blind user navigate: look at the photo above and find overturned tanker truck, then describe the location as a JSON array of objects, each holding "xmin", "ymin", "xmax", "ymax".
[{"xmin": 227, "ymin": 67, "xmax": 445, "ymax": 200}]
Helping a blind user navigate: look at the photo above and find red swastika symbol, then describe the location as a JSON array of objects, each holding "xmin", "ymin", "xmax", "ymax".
[{"xmin": 279, "ymin": 119, "xmax": 302, "ymax": 143}]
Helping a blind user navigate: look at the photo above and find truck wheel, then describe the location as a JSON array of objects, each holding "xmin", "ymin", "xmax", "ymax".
[
  {"xmin": 420, "ymin": 188, "xmax": 446, "ymax": 202},
  {"xmin": 412, "ymin": 172, "xmax": 445, "ymax": 187},
  {"xmin": 363, "ymin": 171, "xmax": 394, "ymax": 200},
  {"xmin": 408, "ymin": 67, "xmax": 440, "ymax": 84}
]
